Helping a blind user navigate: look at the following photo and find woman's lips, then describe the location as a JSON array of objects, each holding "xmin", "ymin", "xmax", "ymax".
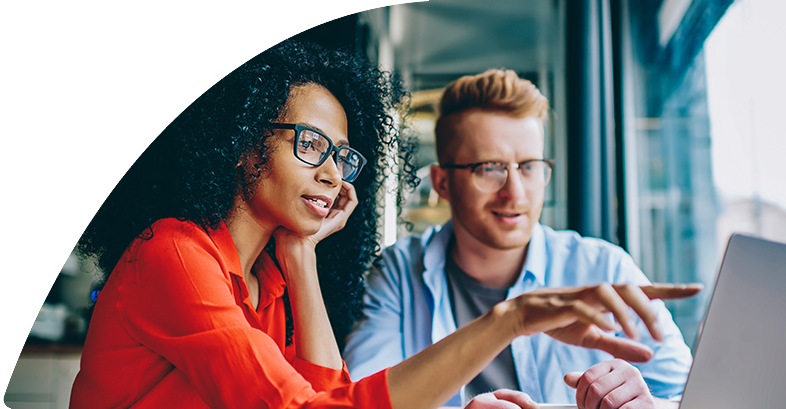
[{"xmin": 302, "ymin": 196, "xmax": 331, "ymax": 217}]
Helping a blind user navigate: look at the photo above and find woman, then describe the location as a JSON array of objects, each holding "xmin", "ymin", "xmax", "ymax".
[{"xmin": 71, "ymin": 40, "xmax": 698, "ymax": 409}]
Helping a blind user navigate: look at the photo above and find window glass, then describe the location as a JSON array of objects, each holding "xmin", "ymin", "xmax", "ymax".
[{"xmin": 624, "ymin": 0, "xmax": 786, "ymax": 349}]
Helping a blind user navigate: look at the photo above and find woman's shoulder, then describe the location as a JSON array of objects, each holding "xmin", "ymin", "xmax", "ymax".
[
  {"xmin": 128, "ymin": 218, "xmax": 224, "ymax": 263},
  {"xmin": 149, "ymin": 217, "xmax": 207, "ymax": 236},
  {"xmin": 117, "ymin": 218, "xmax": 237, "ymax": 288},
  {"xmin": 141, "ymin": 218, "xmax": 218, "ymax": 246}
]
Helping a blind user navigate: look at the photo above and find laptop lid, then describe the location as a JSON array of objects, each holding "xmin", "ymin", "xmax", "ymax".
[{"xmin": 679, "ymin": 233, "xmax": 786, "ymax": 408}]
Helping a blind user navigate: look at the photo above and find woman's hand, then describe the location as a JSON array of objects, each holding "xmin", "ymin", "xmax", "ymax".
[
  {"xmin": 387, "ymin": 283, "xmax": 700, "ymax": 409},
  {"xmin": 312, "ymin": 180, "xmax": 358, "ymax": 242},
  {"xmin": 501, "ymin": 283, "xmax": 702, "ymax": 362},
  {"xmin": 268, "ymin": 181, "xmax": 357, "ymax": 371},
  {"xmin": 273, "ymin": 181, "xmax": 358, "ymax": 264},
  {"xmin": 463, "ymin": 389, "xmax": 539, "ymax": 409}
]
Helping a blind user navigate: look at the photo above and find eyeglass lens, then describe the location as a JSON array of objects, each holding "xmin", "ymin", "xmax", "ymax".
[
  {"xmin": 472, "ymin": 161, "xmax": 551, "ymax": 193},
  {"xmin": 295, "ymin": 127, "xmax": 364, "ymax": 181}
]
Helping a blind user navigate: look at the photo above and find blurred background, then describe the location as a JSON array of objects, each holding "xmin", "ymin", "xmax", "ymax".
[
  {"xmin": 353, "ymin": 0, "xmax": 786, "ymax": 351},
  {"xmin": 8, "ymin": 0, "xmax": 786, "ymax": 407}
]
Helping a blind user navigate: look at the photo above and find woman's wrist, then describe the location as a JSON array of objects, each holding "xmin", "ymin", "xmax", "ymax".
[
  {"xmin": 489, "ymin": 299, "xmax": 523, "ymax": 343},
  {"xmin": 276, "ymin": 245, "xmax": 318, "ymax": 281}
]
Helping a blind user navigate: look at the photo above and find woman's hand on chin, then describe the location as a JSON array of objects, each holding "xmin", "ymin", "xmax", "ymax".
[
  {"xmin": 273, "ymin": 181, "xmax": 358, "ymax": 254},
  {"xmin": 311, "ymin": 180, "xmax": 358, "ymax": 243}
]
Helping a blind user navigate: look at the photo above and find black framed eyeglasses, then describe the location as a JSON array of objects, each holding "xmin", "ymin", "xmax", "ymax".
[
  {"xmin": 270, "ymin": 123, "xmax": 367, "ymax": 183},
  {"xmin": 441, "ymin": 159, "xmax": 555, "ymax": 193}
]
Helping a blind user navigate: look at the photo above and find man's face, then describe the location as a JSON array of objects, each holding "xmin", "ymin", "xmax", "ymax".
[{"xmin": 431, "ymin": 110, "xmax": 547, "ymax": 251}]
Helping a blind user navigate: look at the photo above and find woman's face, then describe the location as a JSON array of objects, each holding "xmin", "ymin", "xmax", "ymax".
[{"xmin": 241, "ymin": 84, "xmax": 350, "ymax": 236}]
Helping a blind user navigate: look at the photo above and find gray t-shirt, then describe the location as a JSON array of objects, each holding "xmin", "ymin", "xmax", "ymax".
[{"xmin": 445, "ymin": 252, "xmax": 520, "ymax": 400}]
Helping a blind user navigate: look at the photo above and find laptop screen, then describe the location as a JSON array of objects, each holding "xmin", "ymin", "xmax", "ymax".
[{"xmin": 679, "ymin": 234, "xmax": 786, "ymax": 408}]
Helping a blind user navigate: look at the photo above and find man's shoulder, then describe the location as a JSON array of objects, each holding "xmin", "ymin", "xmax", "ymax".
[
  {"xmin": 384, "ymin": 224, "xmax": 444, "ymax": 255},
  {"xmin": 538, "ymin": 225, "xmax": 651, "ymax": 284},
  {"xmin": 541, "ymin": 225, "xmax": 630, "ymax": 261},
  {"xmin": 376, "ymin": 224, "xmax": 446, "ymax": 276}
]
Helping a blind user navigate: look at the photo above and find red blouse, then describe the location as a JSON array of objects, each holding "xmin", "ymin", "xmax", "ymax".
[{"xmin": 70, "ymin": 218, "xmax": 392, "ymax": 408}]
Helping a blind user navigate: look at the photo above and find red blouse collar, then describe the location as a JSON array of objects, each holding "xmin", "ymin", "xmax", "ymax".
[{"xmin": 208, "ymin": 221, "xmax": 287, "ymax": 309}]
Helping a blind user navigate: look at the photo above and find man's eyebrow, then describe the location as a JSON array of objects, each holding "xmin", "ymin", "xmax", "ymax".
[
  {"xmin": 464, "ymin": 158, "xmax": 544, "ymax": 165},
  {"xmin": 302, "ymin": 122, "xmax": 349, "ymax": 146}
]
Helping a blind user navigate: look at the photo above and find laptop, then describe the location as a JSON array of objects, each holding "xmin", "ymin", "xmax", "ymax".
[
  {"xmin": 678, "ymin": 233, "xmax": 786, "ymax": 408},
  {"xmin": 541, "ymin": 233, "xmax": 786, "ymax": 409}
]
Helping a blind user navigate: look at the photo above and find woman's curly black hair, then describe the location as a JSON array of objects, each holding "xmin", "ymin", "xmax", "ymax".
[{"xmin": 77, "ymin": 39, "xmax": 418, "ymax": 349}]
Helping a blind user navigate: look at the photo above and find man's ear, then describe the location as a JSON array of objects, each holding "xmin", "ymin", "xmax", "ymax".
[{"xmin": 430, "ymin": 165, "xmax": 451, "ymax": 203}]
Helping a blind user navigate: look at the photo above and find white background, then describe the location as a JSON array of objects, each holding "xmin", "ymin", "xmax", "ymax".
[{"xmin": 0, "ymin": 0, "xmax": 420, "ymax": 402}]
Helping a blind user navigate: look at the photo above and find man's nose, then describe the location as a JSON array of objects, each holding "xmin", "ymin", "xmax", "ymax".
[{"xmin": 497, "ymin": 168, "xmax": 528, "ymax": 202}]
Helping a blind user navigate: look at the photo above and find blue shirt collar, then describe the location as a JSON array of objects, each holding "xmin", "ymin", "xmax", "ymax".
[
  {"xmin": 422, "ymin": 220, "xmax": 548, "ymax": 290},
  {"xmin": 521, "ymin": 222, "xmax": 547, "ymax": 288}
]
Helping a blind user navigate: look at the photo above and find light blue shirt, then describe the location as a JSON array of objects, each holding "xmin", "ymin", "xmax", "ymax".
[{"xmin": 343, "ymin": 221, "xmax": 692, "ymax": 406}]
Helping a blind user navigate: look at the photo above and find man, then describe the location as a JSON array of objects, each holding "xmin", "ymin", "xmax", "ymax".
[{"xmin": 343, "ymin": 69, "xmax": 693, "ymax": 408}]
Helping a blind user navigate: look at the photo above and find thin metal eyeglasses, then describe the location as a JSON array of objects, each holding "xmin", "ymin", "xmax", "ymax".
[
  {"xmin": 270, "ymin": 123, "xmax": 367, "ymax": 183},
  {"xmin": 441, "ymin": 159, "xmax": 555, "ymax": 193}
]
